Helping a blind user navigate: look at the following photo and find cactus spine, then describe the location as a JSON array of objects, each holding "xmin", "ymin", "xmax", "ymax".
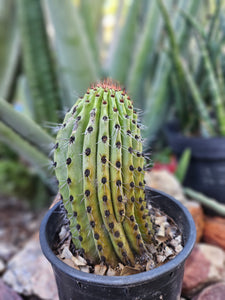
[{"xmin": 54, "ymin": 82, "xmax": 153, "ymax": 266}]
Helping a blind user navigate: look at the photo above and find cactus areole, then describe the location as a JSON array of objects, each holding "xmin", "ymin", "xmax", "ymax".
[{"xmin": 54, "ymin": 81, "xmax": 153, "ymax": 267}]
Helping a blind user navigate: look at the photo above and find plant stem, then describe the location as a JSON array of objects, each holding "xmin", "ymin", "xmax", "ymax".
[
  {"xmin": 182, "ymin": 11, "xmax": 225, "ymax": 135},
  {"xmin": 18, "ymin": 0, "xmax": 60, "ymax": 124},
  {"xmin": 181, "ymin": 62, "xmax": 216, "ymax": 136},
  {"xmin": 157, "ymin": 0, "xmax": 188, "ymax": 126},
  {"xmin": 0, "ymin": 99, "xmax": 54, "ymax": 156},
  {"xmin": 127, "ymin": 0, "xmax": 164, "ymax": 106},
  {"xmin": 184, "ymin": 188, "xmax": 225, "ymax": 216},
  {"xmin": 110, "ymin": 0, "xmax": 141, "ymax": 85},
  {"xmin": 0, "ymin": 121, "xmax": 55, "ymax": 191},
  {"xmin": 44, "ymin": 0, "xmax": 100, "ymax": 102}
]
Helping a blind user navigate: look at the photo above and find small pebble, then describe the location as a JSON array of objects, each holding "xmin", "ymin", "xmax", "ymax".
[
  {"xmin": 146, "ymin": 260, "xmax": 155, "ymax": 271},
  {"xmin": 63, "ymin": 258, "xmax": 75, "ymax": 268},
  {"xmin": 80, "ymin": 266, "xmax": 90, "ymax": 273},
  {"xmin": 59, "ymin": 225, "xmax": 69, "ymax": 241},
  {"xmin": 94, "ymin": 264, "xmax": 107, "ymax": 276},
  {"xmin": 71, "ymin": 255, "xmax": 87, "ymax": 267},
  {"xmin": 106, "ymin": 266, "xmax": 118, "ymax": 276},
  {"xmin": 0, "ymin": 258, "xmax": 5, "ymax": 274},
  {"xmin": 60, "ymin": 247, "xmax": 72, "ymax": 259}
]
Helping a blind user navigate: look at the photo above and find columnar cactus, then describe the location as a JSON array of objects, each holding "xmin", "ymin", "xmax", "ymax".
[{"xmin": 54, "ymin": 81, "xmax": 153, "ymax": 267}]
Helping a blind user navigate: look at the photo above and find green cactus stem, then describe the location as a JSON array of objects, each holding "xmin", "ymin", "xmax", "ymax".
[
  {"xmin": 0, "ymin": 121, "xmax": 53, "ymax": 191},
  {"xmin": 18, "ymin": 0, "xmax": 60, "ymax": 124},
  {"xmin": 184, "ymin": 188, "xmax": 225, "ymax": 217},
  {"xmin": 54, "ymin": 81, "xmax": 154, "ymax": 266}
]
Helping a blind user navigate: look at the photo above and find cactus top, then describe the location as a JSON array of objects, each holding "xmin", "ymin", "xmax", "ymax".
[{"xmin": 54, "ymin": 81, "xmax": 153, "ymax": 267}]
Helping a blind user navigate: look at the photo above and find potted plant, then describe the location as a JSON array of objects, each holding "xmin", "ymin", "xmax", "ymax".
[
  {"xmin": 158, "ymin": 0, "xmax": 225, "ymax": 203},
  {"xmin": 40, "ymin": 82, "xmax": 196, "ymax": 300},
  {"xmin": 0, "ymin": 0, "xmax": 206, "ymax": 203}
]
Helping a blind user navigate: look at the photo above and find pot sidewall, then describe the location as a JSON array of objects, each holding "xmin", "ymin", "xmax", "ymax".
[
  {"xmin": 165, "ymin": 124, "xmax": 225, "ymax": 203},
  {"xmin": 165, "ymin": 122, "xmax": 225, "ymax": 159}
]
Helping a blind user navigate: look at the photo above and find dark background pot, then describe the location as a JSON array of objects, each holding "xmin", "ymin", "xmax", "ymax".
[
  {"xmin": 166, "ymin": 122, "xmax": 225, "ymax": 204},
  {"xmin": 40, "ymin": 188, "xmax": 196, "ymax": 300}
]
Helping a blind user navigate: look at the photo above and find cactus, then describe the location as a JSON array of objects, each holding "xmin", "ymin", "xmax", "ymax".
[
  {"xmin": 54, "ymin": 81, "xmax": 153, "ymax": 267},
  {"xmin": 18, "ymin": 0, "xmax": 61, "ymax": 124}
]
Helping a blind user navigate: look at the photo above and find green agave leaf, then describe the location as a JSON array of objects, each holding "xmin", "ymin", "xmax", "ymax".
[
  {"xmin": 0, "ymin": 121, "xmax": 54, "ymax": 191},
  {"xmin": 0, "ymin": 0, "xmax": 20, "ymax": 102},
  {"xmin": 0, "ymin": 99, "xmax": 54, "ymax": 156},
  {"xmin": 109, "ymin": 0, "xmax": 141, "ymax": 85},
  {"xmin": 44, "ymin": 0, "xmax": 100, "ymax": 105}
]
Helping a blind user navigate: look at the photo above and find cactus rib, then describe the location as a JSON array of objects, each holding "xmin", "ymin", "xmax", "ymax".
[
  {"xmin": 54, "ymin": 101, "xmax": 83, "ymax": 249},
  {"xmin": 67, "ymin": 93, "xmax": 98, "ymax": 262},
  {"xmin": 96, "ymin": 89, "xmax": 135, "ymax": 265},
  {"xmin": 83, "ymin": 89, "xmax": 118, "ymax": 266}
]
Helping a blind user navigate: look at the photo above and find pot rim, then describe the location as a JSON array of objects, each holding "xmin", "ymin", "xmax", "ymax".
[
  {"xmin": 165, "ymin": 121, "xmax": 225, "ymax": 142},
  {"xmin": 40, "ymin": 188, "xmax": 196, "ymax": 287},
  {"xmin": 165, "ymin": 122, "xmax": 225, "ymax": 159}
]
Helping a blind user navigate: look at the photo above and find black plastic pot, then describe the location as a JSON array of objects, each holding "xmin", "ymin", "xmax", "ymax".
[
  {"xmin": 40, "ymin": 188, "xmax": 196, "ymax": 300},
  {"xmin": 166, "ymin": 123, "xmax": 225, "ymax": 203}
]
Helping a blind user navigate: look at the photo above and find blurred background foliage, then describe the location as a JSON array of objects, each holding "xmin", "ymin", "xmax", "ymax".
[{"xmin": 0, "ymin": 0, "xmax": 224, "ymax": 208}]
